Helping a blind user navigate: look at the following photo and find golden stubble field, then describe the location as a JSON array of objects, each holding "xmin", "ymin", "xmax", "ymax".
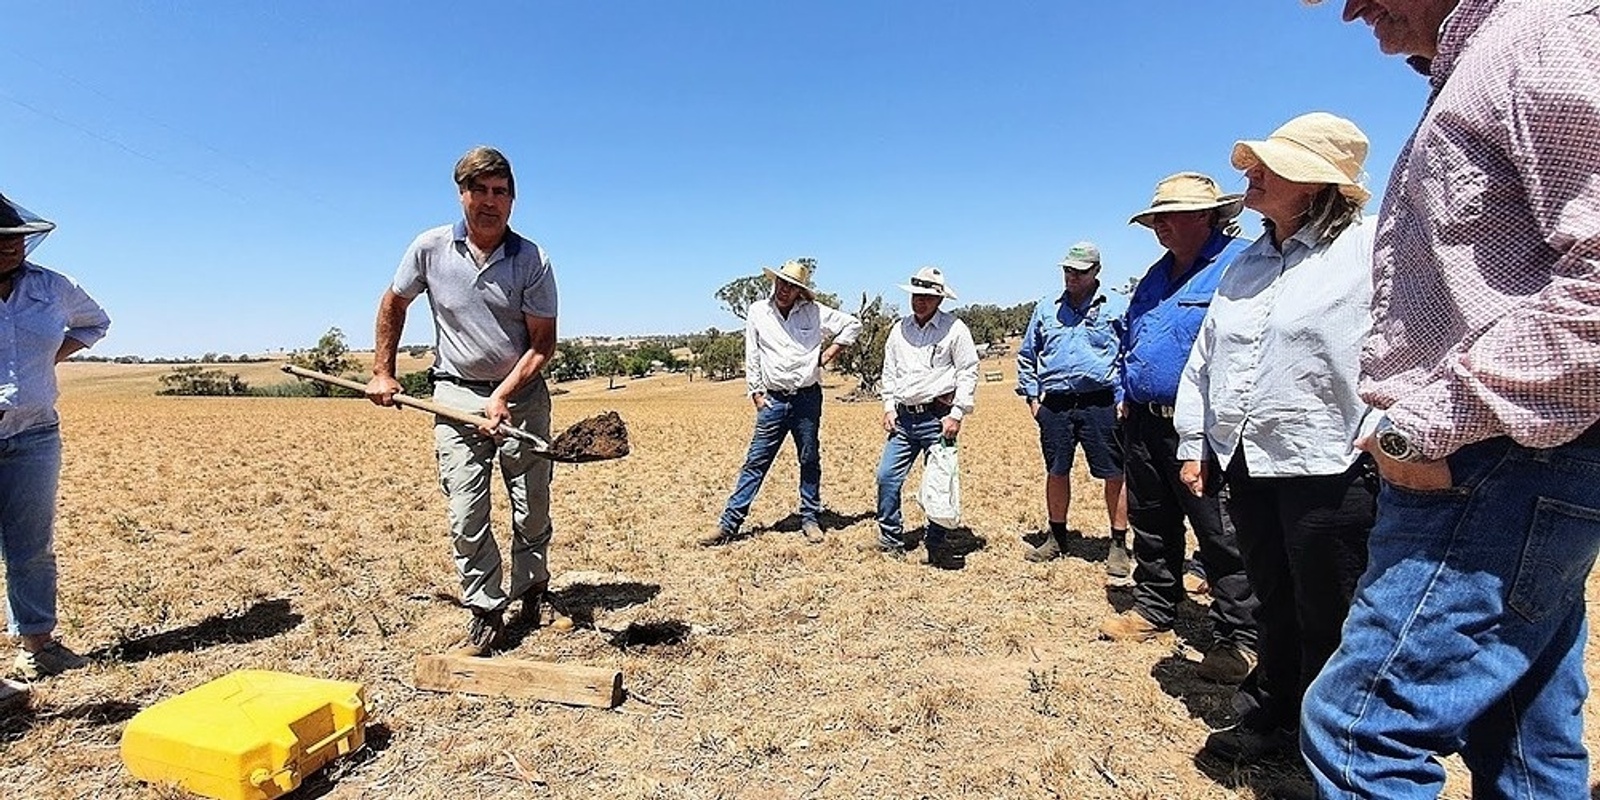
[{"xmin": 3, "ymin": 357, "xmax": 1599, "ymax": 799}]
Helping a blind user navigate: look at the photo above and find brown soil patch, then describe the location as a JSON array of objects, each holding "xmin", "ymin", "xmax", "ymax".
[{"xmin": 549, "ymin": 411, "xmax": 630, "ymax": 462}]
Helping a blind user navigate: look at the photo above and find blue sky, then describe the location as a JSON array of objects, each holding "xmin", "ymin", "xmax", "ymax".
[{"xmin": 4, "ymin": 2, "xmax": 1424, "ymax": 357}]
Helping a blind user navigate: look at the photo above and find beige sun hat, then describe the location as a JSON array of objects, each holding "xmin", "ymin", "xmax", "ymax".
[
  {"xmin": 1128, "ymin": 172, "xmax": 1245, "ymax": 228},
  {"xmin": 1231, "ymin": 112, "xmax": 1371, "ymax": 206},
  {"xmin": 761, "ymin": 259, "xmax": 816, "ymax": 300},
  {"xmin": 898, "ymin": 266, "xmax": 957, "ymax": 299}
]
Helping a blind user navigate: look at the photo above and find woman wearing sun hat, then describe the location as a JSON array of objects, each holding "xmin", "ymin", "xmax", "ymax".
[
  {"xmin": 1172, "ymin": 113, "xmax": 1379, "ymax": 765},
  {"xmin": 0, "ymin": 193, "xmax": 110, "ymax": 693}
]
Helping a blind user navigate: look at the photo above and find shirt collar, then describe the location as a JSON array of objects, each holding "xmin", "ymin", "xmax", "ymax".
[
  {"xmin": 451, "ymin": 220, "xmax": 522, "ymax": 258},
  {"xmin": 1428, "ymin": 0, "xmax": 1500, "ymax": 87},
  {"xmin": 1160, "ymin": 229, "xmax": 1235, "ymax": 280},
  {"xmin": 1060, "ymin": 287, "xmax": 1105, "ymax": 313}
]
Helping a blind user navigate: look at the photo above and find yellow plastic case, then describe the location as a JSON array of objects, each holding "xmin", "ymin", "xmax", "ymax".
[{"xmin": 120, "ymin": 670, "xmax": 367, "ymax": 800}]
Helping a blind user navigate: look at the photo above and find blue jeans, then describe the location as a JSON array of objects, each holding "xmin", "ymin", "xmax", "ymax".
[
  {"xmin": 1302, "ymin": 437, "xmax": 1600, "ymax": 799},
  {"xmin": 719, "ymin": 386, "xmax": 822, "ymax": 534},
  {"xmin": 1, "ymin": 425, "xmax": 63, "ymax": 636},
  {"xmin": 874, "ymin": 409, "xmax": 951, "ymax": 552}
]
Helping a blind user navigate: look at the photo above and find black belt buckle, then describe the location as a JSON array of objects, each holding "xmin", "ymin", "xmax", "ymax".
[
  {"xmin": 1147, "ymin": 402, "xmax": 1175, "ymax": 418},
  {"xmin": 899, "ymin": 402, "xmax": 930, "ymax": 414}
]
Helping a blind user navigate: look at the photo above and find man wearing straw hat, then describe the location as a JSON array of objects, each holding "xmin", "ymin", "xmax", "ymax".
[
  {"xmin": 867, "ymin": 267, "xmax": 979, "ymax": 566},
  {"xmin": 1299, "ymin": 2, "xmax": 1600, "ymax": 797},
  {"xmin": 703, "ymin": 259, "xmax": 860, "ymax": 547},
  {"xmin": 1098, "ymin": 174, "xmax": 1260, "ymax": 685},
  {"xmin": 365, "ymin": 146, "xmax": 558, "ymax": 655},
  {"xmin": 0, "ymin": 194, "xmax": 110, "ymax": 700},
  {"xmin": 1016, "ymin": 242, "xmax": 1129, "ymax": 567}
]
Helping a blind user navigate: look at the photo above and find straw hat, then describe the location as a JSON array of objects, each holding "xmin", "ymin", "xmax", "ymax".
[
  {"xmin": 898, "ymin": 266, "xmax": 957, "ymax": 299},
  {"xmin": 761, "ymin": 259, "xmax": 816, "ymax": 300},
  {"xmin": 0, "ymin": 194, "xmax": 56, "ymax": 236},
  {"xmin": 1231, "ymin": 112, "xmax": 1371, "ymax": 205},
  {"xmin": 1058, "ymin": 241, "xmax": 1102, "ymax": 272},
  {"xmin": 1128, "ymin": 172, "xmax": 1245, "ymax": 228}
]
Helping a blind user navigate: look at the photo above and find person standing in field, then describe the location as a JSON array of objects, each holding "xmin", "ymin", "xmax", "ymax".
[
  {"xmin": 1016, "ymin": 242, "xmax": 1130, "ymax": 572},
  {"xmin": 1099, "ymin": 173, "xmax": 1259, "ymax": 686},
  {"xmin": 1173, "ymin": 113, "xmax": 1380, "ymax": 773},
  {"xmin": 1298, "ymin": 2, "xmax": 1600, "ymax": 797},
  {"xmin": 0, "ymin": 194, "xmax": 110, "ymax": 701},
  {"xmin": 703, "ymin": 259, "xmax": 861, "ymax": 547},
  {"xmin": 868, "ymin": 267, "xmax": 980, "ymax": 566},
  {"xmin": 365, "ymin": 146, "xmax": 559, "ymax": 655}
]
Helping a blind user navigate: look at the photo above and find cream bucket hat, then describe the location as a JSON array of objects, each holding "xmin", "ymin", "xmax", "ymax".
[
  {"xmin": 1128, "ymin": 172, "xmax": 1245, "ymax": 228},
  {"xmin": 1231, "ymin": 112, "xmax": 1371, "ymax": 206},
  {"xmin": 761, "ymin": 259, "xmax": 816, "ymax": 300}
]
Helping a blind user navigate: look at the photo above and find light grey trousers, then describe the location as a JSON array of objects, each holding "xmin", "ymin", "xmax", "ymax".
[{"xmin": 431, "ymin": 378, "xmax": 553, "ymax": 614}]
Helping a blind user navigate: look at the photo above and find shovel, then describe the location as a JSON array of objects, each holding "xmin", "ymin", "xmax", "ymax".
[{"xmin": 280, "ymin": 365, "xmax": 628, "ymax": 463}]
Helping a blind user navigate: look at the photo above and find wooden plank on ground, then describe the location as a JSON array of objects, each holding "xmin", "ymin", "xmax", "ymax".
[{"xmin": 414, "ymin": 654, "xmax": 623, "ymax": 708}]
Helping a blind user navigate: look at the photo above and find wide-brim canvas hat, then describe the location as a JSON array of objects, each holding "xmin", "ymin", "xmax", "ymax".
[
  {"xmin": 1058, "ymin": 241, "xmax": 1102, "ymax": 272},
  {"xmin": 0, "ymin": 194, "xmax": 56, "ymax": 257},
  {"xmin": 1231, "ymin": 112, "xmax": 1371, "ymax": 206},
  {"xmin": 761, "ymin": 259, "xmax": 816, "ymax": 300},
  {"xmin": 898, "ymin": 266, "xmax": 957, "ymax": 299},
  {"xmin": 1128, "ymin": 172, "xmax": 1245, "ymax": 228}
]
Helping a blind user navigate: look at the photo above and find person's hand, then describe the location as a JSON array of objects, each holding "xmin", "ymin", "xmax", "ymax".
[
  {"xmin": 1356, "ymin": 435, "xmax": 1453, "ymax": 491},
  {"xmin": 881, "ymin": 411, "xmax": 895, "ymax": 433},
  {"xmin": 481, "ymin": 394, "xmax": 511, "ymax": 439},
  {"xmin": 941, "ymin": 416, "xmax": 961, "ymax": 441},
  {"xmin": 365, "ymin": 374, "xmax": 402, "ymax": 407},
  {"xmin": 1029, "ymin": 400, "xmax": 1040, "ymax": 419},
  {"xmin": 1116, "ymin": 402, "xmax": 1128, "ymax": 421},
  {"xmin": 752, "ymin": 393, "xmax": 768, "ymax": 410},
  {"xmin": 1180, "ymin": 460, "xmax": 1207, "ymax": 497}
]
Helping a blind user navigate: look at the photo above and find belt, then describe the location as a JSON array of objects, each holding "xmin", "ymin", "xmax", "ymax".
[
  {"xmin": 897, "ymin": 400, "xmax": 950, "ymax": 416},
  {"xmin": 431, "ymin": 371, "xmax": 500, "ymax": 390},
  {"xmin": 765, "ymin": 385, "xmax": 818, "ymax": 399},
  {"xmin": 1136, "ymin": 401, "xmax": 1176, "ymax": 418},
  {"xmin": 1042, "ymin": 389, "xmax": 1116, "ymax": 408}
]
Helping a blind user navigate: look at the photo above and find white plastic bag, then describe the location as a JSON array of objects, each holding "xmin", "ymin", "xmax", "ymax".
[{"xmin": 917, "ymin": 440, "xmax": 961, "ymax": 528}]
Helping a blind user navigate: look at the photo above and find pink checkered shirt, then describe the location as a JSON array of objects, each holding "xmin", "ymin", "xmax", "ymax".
[{"xmin": 1360, "ymin": 0, "xmax": 1600, "ymax": 460}]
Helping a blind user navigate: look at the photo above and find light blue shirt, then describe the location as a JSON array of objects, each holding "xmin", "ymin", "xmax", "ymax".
[
  {"xmin": 391, "ymin": 221, "xmax": 558, "ymax": 382},
  {"xmin": 0, "ymin": 262, "xmax": 111, "ymax": 438},
  {"xmin": 1175, "ymin": 218, "xmax": 1378, "ymax": 476},
  {"xmin": 1016, "ymin": 287, "xmax": 1126, "ymax": 402}
]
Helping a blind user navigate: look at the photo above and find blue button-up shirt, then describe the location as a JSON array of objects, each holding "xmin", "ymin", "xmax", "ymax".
[
  {"xmin": 1121, "ymin": 230, "xmax": 1249, "ymax": 405},
  {"xmin": 1016, "ymin": 286, "xmax": 1126, "ymax": 402}
]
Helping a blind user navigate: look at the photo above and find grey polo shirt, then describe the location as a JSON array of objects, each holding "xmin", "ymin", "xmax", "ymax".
[{"xmin": 391, "ymin": 221, "xmax": 558, "ymax": 382}]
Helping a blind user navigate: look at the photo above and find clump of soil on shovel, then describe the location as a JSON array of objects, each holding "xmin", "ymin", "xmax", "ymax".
[{"xmin": 549, "ymin": 411, "xmax": 631, "ymax": 462}]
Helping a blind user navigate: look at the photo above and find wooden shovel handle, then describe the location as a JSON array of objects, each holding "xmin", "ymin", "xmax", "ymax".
[{"xmin": 280, "ymin": 365, "xmax": 552, "ymax": 449}]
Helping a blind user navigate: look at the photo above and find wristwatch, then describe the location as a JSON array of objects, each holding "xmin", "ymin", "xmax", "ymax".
[{"xmin": 1374, "ymin": 416, "xmax": 1426, "ymax": 463}]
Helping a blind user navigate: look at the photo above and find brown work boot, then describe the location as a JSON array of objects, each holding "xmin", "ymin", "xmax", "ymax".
[
  {"xmin": 698, "ymin": 527, "xmax": 736, "ymax": 547},
  {"xmin": 1196, "ymin": 643, "xmax": 1257, "ymax": 684},
  {"xmin": 1098, "ymin": 610, "xmax": 1170, "ymax": 642},
  {"xmin": 801, "ymin": 519, "xmax": 825, "ymax": 544},
  {"xmin": 1024, "ymin": 536, "xmax": 1062, "ymax": 562}
]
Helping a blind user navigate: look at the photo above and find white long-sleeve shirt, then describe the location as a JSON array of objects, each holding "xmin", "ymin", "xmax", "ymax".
[
  {"xmin": 744, "ymin": 298, "xmax": 861, "ymax": 395},
  {"xmin": 880, "ymin": 310, "xmax": 979, "ymax": 421},
  {"xmin": 1175, "ymin": 218, "xmax": 1377, "ymax": 477},
  {"xmin": 0, "ymin": 262, "xmax": 111, "ymax": 438}
]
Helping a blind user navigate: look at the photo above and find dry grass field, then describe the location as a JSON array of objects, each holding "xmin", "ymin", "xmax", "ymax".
[{"xmin": 3, "ymin": 357, "xmax": 1599, "ymax": 799}]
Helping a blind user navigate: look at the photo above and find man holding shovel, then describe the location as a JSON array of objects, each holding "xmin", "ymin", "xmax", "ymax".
[{"xmin": 366, "ymin": 146, "xmax": 558, "ymax": 654}]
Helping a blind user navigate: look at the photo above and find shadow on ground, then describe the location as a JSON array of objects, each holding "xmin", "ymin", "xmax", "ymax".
[
  {"xmin": 749, "ymin": 509, "xmax": 875, "ymax": 536},
  {"xmin": 606, "ymin": 620, "xmax": 692, "ymax": 652},
  {"xmin": 1192, "ymin": 746, "xmax": 1315, "ymax": 800},
  {"xmin": 92, "ymin": 598, "xmax": 303, "ymax": 664},
  {"xmin": 0, "ymin": 698, "xmax": 141, "ymax": 742},
  {"xmin": 502, "ymin": 581, "xmax": 662, "ymax": 648},
  {"xmin": 931, "ymin": 527, "xmax": 987, "ymax": 571}
]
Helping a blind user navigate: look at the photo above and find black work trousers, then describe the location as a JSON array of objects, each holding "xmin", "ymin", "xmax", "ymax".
[
  {"xmin": 1223, "ymin": 451, "xmax": 1375, "ymax": 732},
  {"xmin": 1123, "ymin": 405, "xmax": 1257, "ymax": 649}
]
